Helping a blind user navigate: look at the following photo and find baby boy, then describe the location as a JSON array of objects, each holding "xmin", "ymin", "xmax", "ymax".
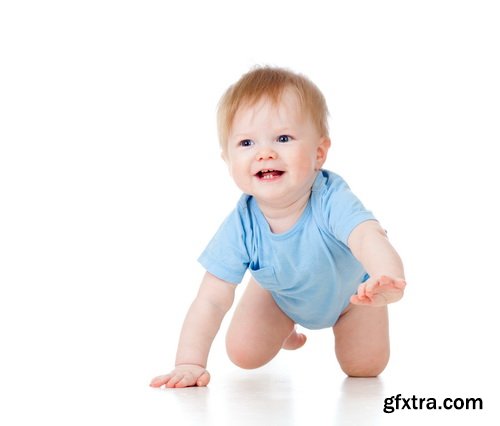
[{"xmin": 150, "ymin": 66, "xmax": 406, "ymax": 388}]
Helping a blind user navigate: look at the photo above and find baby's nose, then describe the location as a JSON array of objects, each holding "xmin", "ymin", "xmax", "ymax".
[{"xmin": 256, "ymin": 146, "xmax": 277, "ymax": 161}]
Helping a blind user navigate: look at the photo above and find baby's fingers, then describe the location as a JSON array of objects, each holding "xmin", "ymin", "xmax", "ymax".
[
  {"xmin": 149, "ymin": 374, "xmax": 172, "ymax": 388},
  {"xmin": 364, "ymin": 278, "xmax": 380, "ymax": 293},
  {"xmin": 356, "ymin": 282, "xmax": 368, "ymax": 299},
  {"xmin": 172, "ymin": 373, "xmax": 196, "ymax": 388},
  {"xmin": 350, "ymin": 283, "xmax": 371, "ymax": 305},
  {"xmin": 378, "ymin": 275, "xmax": 406, "ymax": 290},
  {"xmin": 196, "ymin": 371, "xmax": 211, "ymax": 387},
  {"xmin": 394, "ymin": 278, "xmax": 407, "ymax": 289},
  {"xmin": 361, "ymin": 277, "xmax": 384, "ymax": 298},
  {"xmin": 149, "ymin": 373, "xmax": 188, "ymax": 388},
  {"xmin": 350, "ymin": 294, "xmax": 372, "ymax": 305},
  {"xmin": 174, "ymin": 371, "xmax": 210, "ymax": 388}
]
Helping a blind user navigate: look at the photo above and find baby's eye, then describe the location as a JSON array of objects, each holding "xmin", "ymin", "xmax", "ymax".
[
  {"xmin": 239, "ymin": 139, "xmax": 254, "ymax": 147},
  {"xmin": 277, "ymin": 135, "xmax": 291, "ymax": 143}
]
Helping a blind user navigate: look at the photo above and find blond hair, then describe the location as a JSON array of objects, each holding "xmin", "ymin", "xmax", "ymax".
[{"xmin": 217, "ymin": 66, "xmax": 329, "ymax": 152}]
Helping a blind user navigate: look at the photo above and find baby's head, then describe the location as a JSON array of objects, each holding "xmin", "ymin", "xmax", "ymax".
[
  {"xmin": 217, "ymin": 66, "xmax": 329, "ymax": 155},
  {"xmin": 217, "ymin": 66, "xmax": 331, "ymax": 206}
]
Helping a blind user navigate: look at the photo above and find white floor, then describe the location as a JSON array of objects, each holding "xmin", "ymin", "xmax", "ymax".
[
  {"xmin": 143, "ymin": 328, "xmax": 497, "ymax": 426},
  {"xmin": 2, "ymin": 320, "xmax": 496, "ymax": 426}
]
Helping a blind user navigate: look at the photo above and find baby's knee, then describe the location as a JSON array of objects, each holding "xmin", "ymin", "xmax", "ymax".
[
  {"xmin": 226, "ymin": 335, "xmax": 271, "ymax": 370},
  {"xmin": 340, "ymin": 354, "xmax": 389, "ymax": 378},
  {"xmin": 226, "ymin": 342, "xmax": 264, "ymax": 369}
]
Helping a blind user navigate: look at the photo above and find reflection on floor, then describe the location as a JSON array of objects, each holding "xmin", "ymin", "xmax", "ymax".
[{"xmin": 148, "ymin": 328, "xmax": 495, "ymax": 426}]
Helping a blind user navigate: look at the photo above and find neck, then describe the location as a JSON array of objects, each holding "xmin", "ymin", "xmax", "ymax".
[{"xmin": 257, "ymin": 190, "xmax": 311, "ymax": 234}]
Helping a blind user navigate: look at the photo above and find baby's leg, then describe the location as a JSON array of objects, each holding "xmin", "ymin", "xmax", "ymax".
[
  {"xmin": 226, "ymin": 277, "xmax": 303, "ymax": 369},
  {"xmin": 333, "ymin": 304, "xmax": 389, "ymax": 377}
]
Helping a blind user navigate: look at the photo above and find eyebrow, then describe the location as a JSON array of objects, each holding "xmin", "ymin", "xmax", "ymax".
[
  {"xmin": 230, "ymin": 133, "xmax": 251, "ymax": 139},
  {"xmin": 230, "ymin": 127, "xmax": 295, "ymax": 138}
]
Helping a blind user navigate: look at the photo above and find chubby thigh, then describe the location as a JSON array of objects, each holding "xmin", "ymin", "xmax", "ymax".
[
  {"xmin": 225, "ymin": 277, "xmax": 295, "ymax": 369},
  {"xmin": 333, "ymin": 303, "xmax": 390, "ymax": 377},
  {"xmin": 226, "ymin": 277, "xmax": 390, "ymax": 376}
]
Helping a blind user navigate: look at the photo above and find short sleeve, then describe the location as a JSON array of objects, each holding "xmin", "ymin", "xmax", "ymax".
[
  {"xmin": 197, "ymin": 202, "xmax": 251, "ymax": 284},
  {"xmin": 322, "ymin": 173, "xmax": 377, "ymax": 245}
]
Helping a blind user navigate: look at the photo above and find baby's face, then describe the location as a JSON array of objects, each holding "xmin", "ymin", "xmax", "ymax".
[{"xmin": 223, "ymin": 89, "xmax": 330, "ymax": 209}]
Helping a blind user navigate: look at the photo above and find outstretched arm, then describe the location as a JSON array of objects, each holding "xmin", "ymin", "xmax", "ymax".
[
  {"xmin": 348, "ymin": 220, "xmax": 406, "ymax": 307},
  {"xmin": 150, "ymin": 271, "xmax": 236, "ymax": 388}
]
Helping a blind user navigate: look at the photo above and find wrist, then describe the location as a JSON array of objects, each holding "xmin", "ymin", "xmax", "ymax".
[{"xmin": 175, "ymin": 362, "xmax": 206, "ymax": 369}]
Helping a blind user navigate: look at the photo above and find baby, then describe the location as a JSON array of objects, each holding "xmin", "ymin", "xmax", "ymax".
[{"xmin": 150, "ymin": 66, "xmax": 406, "ymax": 388}]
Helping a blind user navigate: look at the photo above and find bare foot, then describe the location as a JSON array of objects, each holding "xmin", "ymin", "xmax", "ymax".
[{"xmin": 282, "ymin": 327, "xmax": 307, "ymax": 350}]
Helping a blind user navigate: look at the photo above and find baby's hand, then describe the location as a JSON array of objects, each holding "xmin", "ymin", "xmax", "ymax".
[
  {"xmin": 149, "ymin": 364, "xmax": 211, "ymax": 388},
  {"xmin": 350, "ymin": 275, "xmax": 406, "ymax": 307}
]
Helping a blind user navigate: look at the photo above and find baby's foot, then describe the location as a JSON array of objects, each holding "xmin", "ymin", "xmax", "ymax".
[{"xmin": 282, "ymin": 328, "xmax": 307, "ymax": 350}]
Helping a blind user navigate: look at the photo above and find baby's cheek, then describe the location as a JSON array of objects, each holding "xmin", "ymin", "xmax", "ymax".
[{"xmin": 294, "ymin": 153, "xmax": 317, "ymax": 174}]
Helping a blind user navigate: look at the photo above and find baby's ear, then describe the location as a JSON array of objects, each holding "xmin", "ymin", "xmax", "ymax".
[
  {"xmin": 316, "ymin": 137, "xmax": 331, "ymax": 168},
  {"xmin": 221, "ymin": 150, "xmax": 228, "ymax": 163}
]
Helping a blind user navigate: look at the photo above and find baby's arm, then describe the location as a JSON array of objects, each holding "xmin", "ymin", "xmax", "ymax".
[
  {"xmin": 348, "ymin": 220, "xmax": 406, "ymax": 306},
  {"xmin": 150, "ymin": 271, "xmax": 235, "ymax": 388}
]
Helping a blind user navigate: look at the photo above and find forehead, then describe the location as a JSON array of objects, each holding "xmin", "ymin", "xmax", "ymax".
[{"xmin": 231, "ymin": 89, "xmax": 305, "ymax": 130}]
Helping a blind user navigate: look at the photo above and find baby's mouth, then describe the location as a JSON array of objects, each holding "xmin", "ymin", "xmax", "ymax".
[{"xmin": 255, "ymin": 169, "xmax": 285, "ymax": 180}]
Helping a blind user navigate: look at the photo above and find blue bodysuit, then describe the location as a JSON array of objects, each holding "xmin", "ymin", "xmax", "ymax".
[{"xmin": 198, "ymin": 169, "xmax": 376, "ymax": 329}]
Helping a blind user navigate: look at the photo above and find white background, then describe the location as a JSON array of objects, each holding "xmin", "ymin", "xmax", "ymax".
[{"xmin": 1, "ymin": 1, "xmax": 499, "ymax": 424}]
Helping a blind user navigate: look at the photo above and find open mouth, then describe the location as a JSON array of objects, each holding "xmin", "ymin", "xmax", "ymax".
[{"xmin": 255, "ymin": 169, "xmax": 285, "ymax": 180}]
